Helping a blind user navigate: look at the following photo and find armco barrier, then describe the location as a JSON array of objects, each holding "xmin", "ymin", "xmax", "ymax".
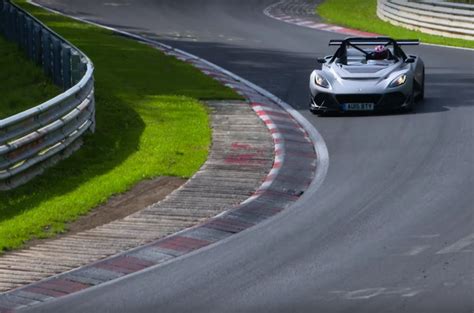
[
  {"xmin": 377, "ymin": 0, "xmax": 474, "ymax": 40},
  {"xmin": 0, "ymin": 0, "xmax": 95, "ymax": 190}
]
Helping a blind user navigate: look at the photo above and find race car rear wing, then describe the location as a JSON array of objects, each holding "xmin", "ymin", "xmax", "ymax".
[
  {"xmin": 326, "ymin": 37, "xmax": 419, "ymax": 64},
  {"xmin": 329, "ymin": 37, "xmax": 420, "ymax": 46}
]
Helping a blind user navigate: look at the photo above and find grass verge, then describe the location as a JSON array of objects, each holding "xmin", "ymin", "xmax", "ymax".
[
  {"xmin": 0, "ymin": 36, "xmax": 59, "ymax": 119},
  {"xmin": 317, "ymin": 0, "xmax": 474, "ymax": 49},
  {"xmin": 0, "ymin": 1, "xmax": 240, "ymax": 252}
]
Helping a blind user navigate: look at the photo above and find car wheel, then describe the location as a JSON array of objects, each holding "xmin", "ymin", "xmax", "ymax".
[
  {"xmin": 401, "ymin": 87, "xmax": 416, "ymax": 114},
  {"xmin": 402, "ymin": 102, "xmax": 414, "ymax": 113},
  {"xmin": 415, "ymin": 69, "xmax": 425, "ymax": 102}
]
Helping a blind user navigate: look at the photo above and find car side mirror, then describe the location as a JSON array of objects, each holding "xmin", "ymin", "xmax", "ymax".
[
  {"xmin": 405, "ymin": 58, "xmax": 415, "ymax": 63},
  {"xmin": 317, "ymin": 58, "xmax": 327, "ymax": 64}
]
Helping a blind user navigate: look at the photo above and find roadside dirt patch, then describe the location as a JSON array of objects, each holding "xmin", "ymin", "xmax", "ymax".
[
  {"xmin": 26, "ymin": 177, "xmax": 186, "ymax": 248},
  {"xmin": 67, "ymin": 177, "xmax": 187, "ymax": 233}
]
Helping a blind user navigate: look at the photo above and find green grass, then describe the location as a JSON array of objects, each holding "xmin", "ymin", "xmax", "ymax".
[
  {"xmin": 318, "ymin": 0, "xmax": 474, "ymax": 49},
  {"xmin": 0, "ymin": 36, "xmax": 59, "ymax": 119},
  {"xmin": 0, "ymin": 1, "xmax": 240, "ymax": 252}
]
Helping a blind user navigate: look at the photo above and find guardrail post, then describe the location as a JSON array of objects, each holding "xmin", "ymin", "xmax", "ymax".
[
  {"xmin": 70, "ymin": 50, "xmax": 82, "ymax": 84},
  {"xmin": 22, "ymin": 12, "xmax": 28, "ymax": 49},
  {"xmin": 7, "ymin": 4, "xmax": 12, "ymax": 35},
  {"xmin": 10, "ymin": 4, "xmax": 18, "ymax": 42},
  {"xmin": 17, "ymin": 11, "xmax": 25, "ymax": 48},
  {"xmin": 89, "ymin": 89, "xmax": 96, "ymax": 133},
  {"xmin": 25, "ymin": 16, "xmax": 34, "ymax": 59},
  {"xmin": 7, "ymin": 3, "xmax": 15, "ymax": 41},
  {"xmin": 80, "ymin": 59, "xmax": 87, "ymax": 77},
  {"xmin": 61, "ymin": 44, "xmax": 72, "ymax": 89},
  {"xmin": 51, "ymin": 36, "xmax": 62, "ymax": 85},
  {"xmin": 2, "ymin": 2, "xmax": 10, "ymax": 39},
  {"xmin": 0, "ymin": 1, "xmax": 4, "ymax": 34},
  {"xmin": 32, "ymin": 23, "xmax": 42, "ymax": 65},
  {"xmin": 42, "ymin": 30, "xmax": 52, "ymax": 76}
]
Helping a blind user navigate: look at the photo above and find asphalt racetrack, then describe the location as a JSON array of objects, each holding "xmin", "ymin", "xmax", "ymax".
[{"xmin": 27, "ymin": 0, "xmax": 473, "ymax": 312}]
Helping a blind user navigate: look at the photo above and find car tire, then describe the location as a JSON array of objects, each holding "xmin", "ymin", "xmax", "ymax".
[
  {"xmin": 401, "ymin": 103, "xmax": 414, "ymax": 114},
  {"xmin": 415, "ymin": 69, "xmax": 425, "ymax": 102},
  {"xmin": 401, "ymin": 87, "xmax": 416, "ymax": 114}
]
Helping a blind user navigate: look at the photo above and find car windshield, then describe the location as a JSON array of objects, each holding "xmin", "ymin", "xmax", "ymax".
[{"xmin": 341, "ymin": 47, "xmax": 397, "ymax": 66}]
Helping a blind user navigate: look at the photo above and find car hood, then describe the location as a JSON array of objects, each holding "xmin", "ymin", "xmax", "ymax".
[{"xmin": 328, "ymin": 61, "xmax": 405, "ymax": 79}]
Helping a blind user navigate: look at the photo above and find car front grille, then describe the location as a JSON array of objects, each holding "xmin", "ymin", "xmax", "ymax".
[
  {"xmin": 335, "ymin": 94, "xmax": 382, "ymax": 104},
  {"xmin": 313, "ymin": 92, "xmax": 408, "ymax": 111},
  {"xmin": 380, "ymin": 92, "xmax": 406, "ymax": 107}
]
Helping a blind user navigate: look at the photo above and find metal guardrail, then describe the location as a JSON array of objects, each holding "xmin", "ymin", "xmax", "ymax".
[
  {"xmin": 0, "ymin": 0, "xmax": 95, "ymax": 190},
  {"xmin": 377, "ymin": 0, "xmax": 474, "ymax": 40}
]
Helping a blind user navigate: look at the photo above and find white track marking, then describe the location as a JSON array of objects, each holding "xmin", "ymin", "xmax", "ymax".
[
  {"xmin": 103, "ymin": 2, "xmax": 130, "ymax": 7},
  {"xmin": 411, "ymin": 234, "xmax": 440, "ymax": 239},
  {"xmin": 436, "ymin": 233, "xmax": 474, "ymax": 254},
  {"xmin": 344, "ymin": 288, "xmax": 386, "ymax": 300},
  {"xmin": 335, "ymin": 287, "xmax": 423, "ymax": 300},
  {"xmin": 322, "ymin": 26, "xmax": 344, "ymax": 31},
  {"xmin": 400, "ymin": 290, "xmax": 422, "ymax": 297},
  {"xmin": 404, "ymin": 245, "xmax": 431, "ymax": 256}
]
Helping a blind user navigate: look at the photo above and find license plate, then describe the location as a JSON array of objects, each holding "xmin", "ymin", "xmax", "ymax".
[{"xmin": 342, "ymin": 103, "xmax": 374, "ymax": 111}]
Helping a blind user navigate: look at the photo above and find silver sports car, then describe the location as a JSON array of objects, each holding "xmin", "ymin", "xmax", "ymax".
[{"xmin": 309, "ymin": 37, "xmax": 425, "ymax": 114}]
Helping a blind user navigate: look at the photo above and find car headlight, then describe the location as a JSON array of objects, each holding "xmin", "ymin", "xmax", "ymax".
[
  {"xmin": 389, "ymin": 74, "xmax": 407, "ymax": 88},
  {"xmin": 314, "ymin": 73, "xmax": 330, "ymax": 89}
]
